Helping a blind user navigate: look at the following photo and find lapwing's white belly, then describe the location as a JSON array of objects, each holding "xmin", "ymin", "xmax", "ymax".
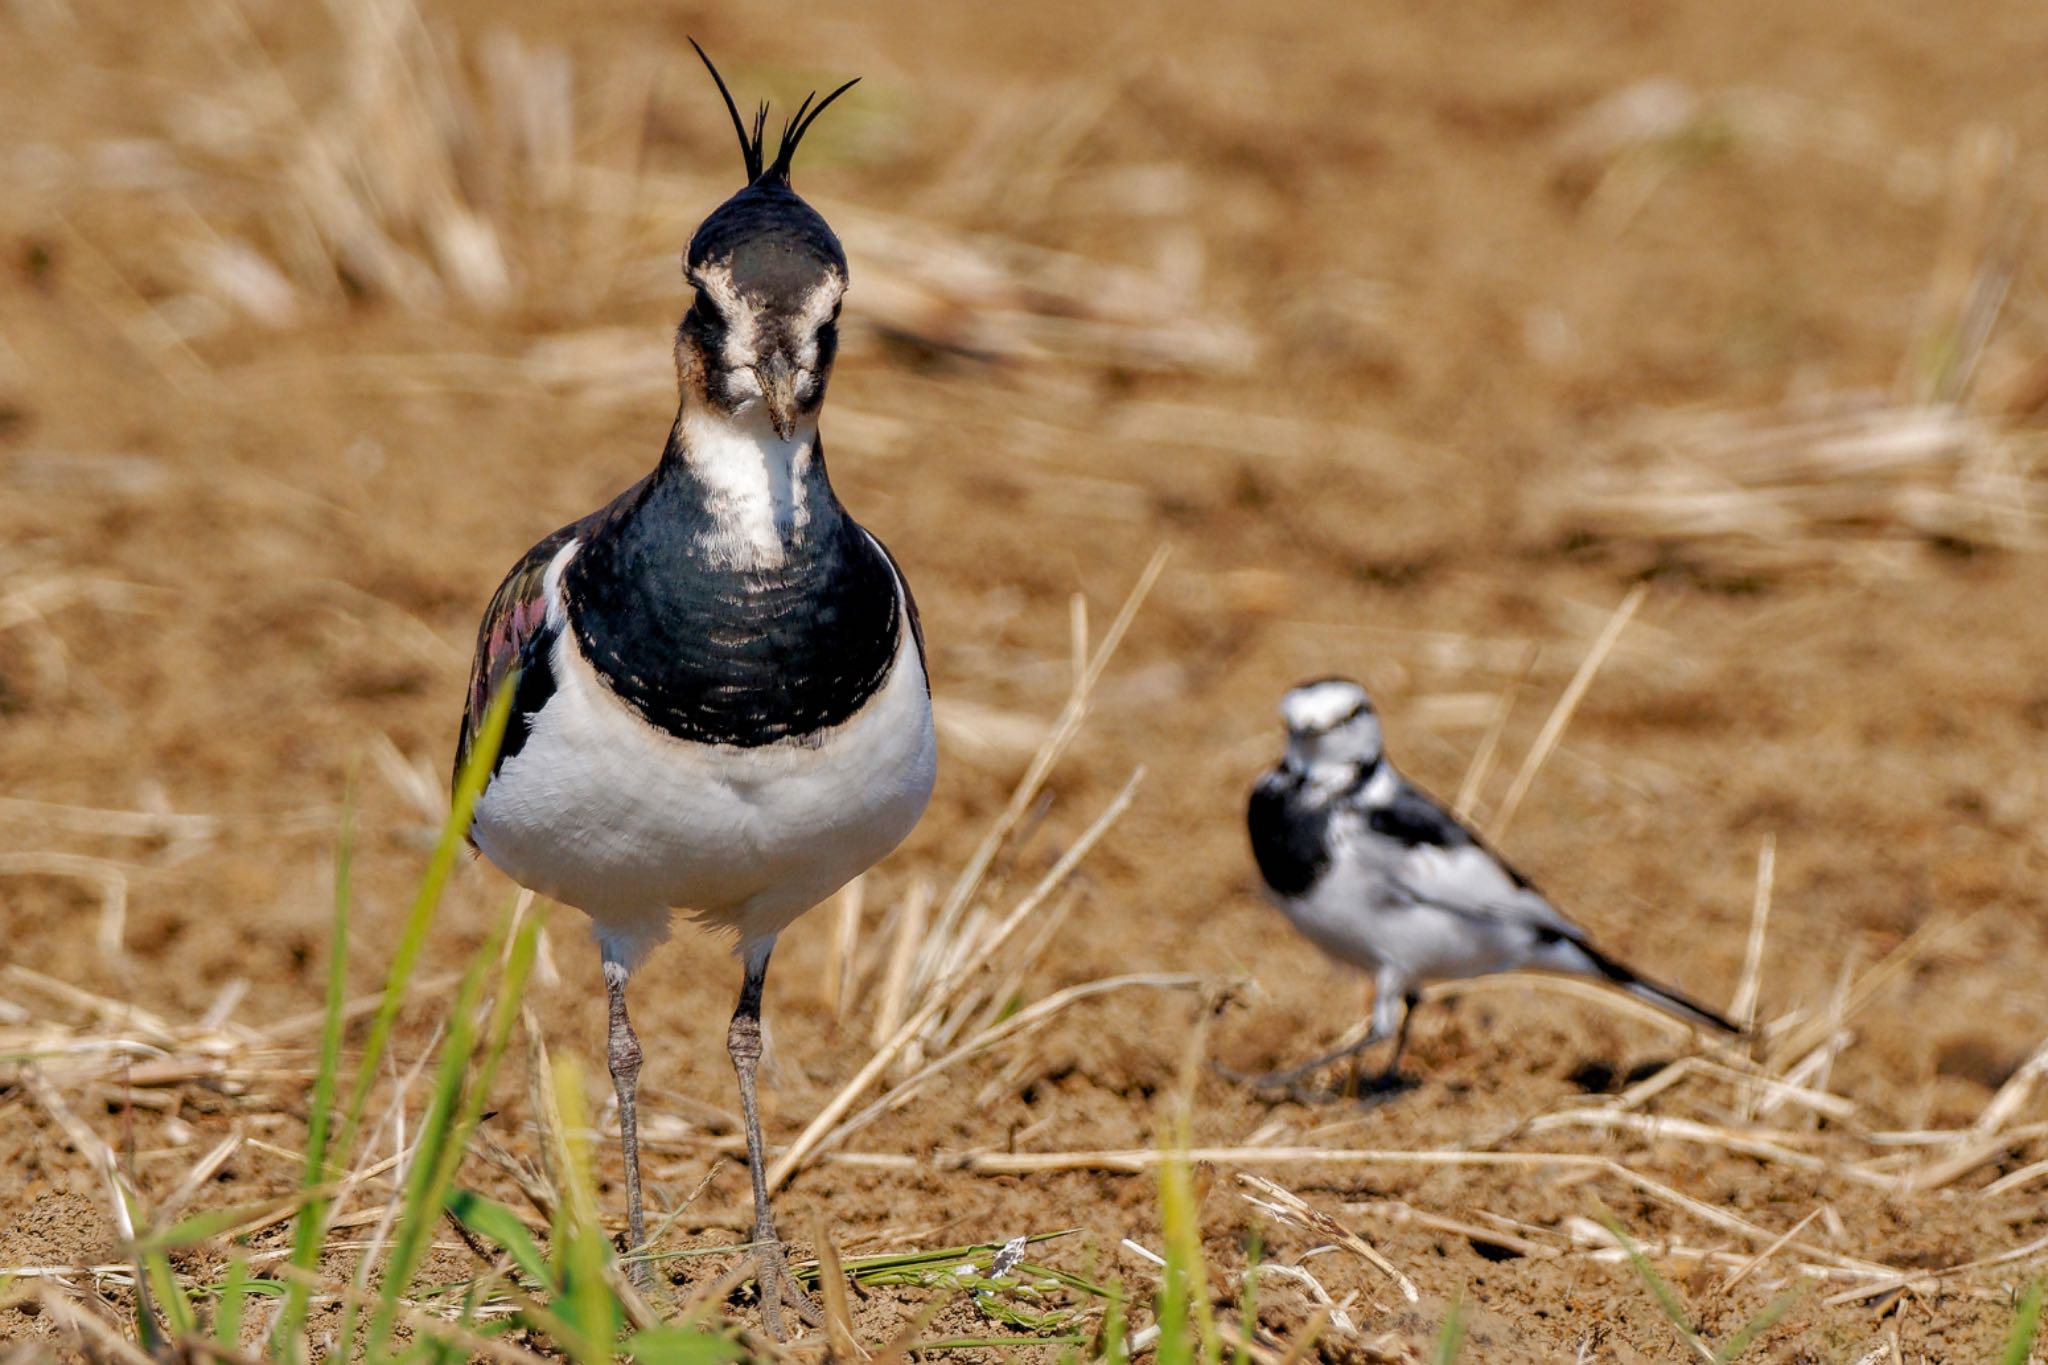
[{"xmin": 472, "ymin": 614, "xmax": 935, "ymax": 964}]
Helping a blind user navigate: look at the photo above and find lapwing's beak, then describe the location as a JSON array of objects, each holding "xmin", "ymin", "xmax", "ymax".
[{"xmin": 756, "ymin": 352, "xmax": 800, "ymax": 440}]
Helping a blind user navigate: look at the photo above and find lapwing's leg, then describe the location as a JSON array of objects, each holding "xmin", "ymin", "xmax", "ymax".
[
  {"xmin": 602, "ymin": 955, "xmax": 653, "ymax": 1290},
  {"xmin": 728, "ymin": 941, "xmax": 822, "ymax": 1338}
]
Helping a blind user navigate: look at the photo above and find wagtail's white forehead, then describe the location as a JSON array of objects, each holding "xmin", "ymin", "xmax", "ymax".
[{"xmin": 1281, "ymin": 677, "xmax": 1374, "ymax": 734}]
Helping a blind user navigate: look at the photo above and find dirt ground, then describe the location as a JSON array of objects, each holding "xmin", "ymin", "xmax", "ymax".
[{"xmin": 5, "ymin": 0, "xmax": 2048, "ymax": 1359}]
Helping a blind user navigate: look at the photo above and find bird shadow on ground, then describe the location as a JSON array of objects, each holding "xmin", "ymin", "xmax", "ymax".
[{"xmin": 1218, "ymin": 1064, "xmax": 1422, "ymax": 1109}]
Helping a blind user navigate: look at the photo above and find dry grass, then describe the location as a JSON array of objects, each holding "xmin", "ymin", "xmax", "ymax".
[
  {"xmin": 9, "ymin": 565, "xmax": 2047, "ymax": 1360},
  {"xmin": 7, "ymin": 1, "xmax": 2048, "ymax": 1360},
  {"xmin": 1561, "ymin": 120, "xmax": 2047, "ymax": 580}
]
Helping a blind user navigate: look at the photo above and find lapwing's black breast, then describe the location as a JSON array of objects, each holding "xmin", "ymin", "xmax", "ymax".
[
  {"xmin": 1248, "ymin": 768, "xmax": 1330, "ymax": 897},
  {"xmin": 563, "ymin": 460, "xmax": 901, "ymax": 748}
]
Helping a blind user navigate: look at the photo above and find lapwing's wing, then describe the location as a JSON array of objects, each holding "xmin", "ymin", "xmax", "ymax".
[
  {"xmin": 453, "ymin": 525, "xmax": 573, "ymax": 799},
  {"xmin": 453, "ymin": 477, "xmax": 652, "ymax": 800},
  {"xmin": 859, "ymin": 527, "xmax": 926, "ymax": 679}
]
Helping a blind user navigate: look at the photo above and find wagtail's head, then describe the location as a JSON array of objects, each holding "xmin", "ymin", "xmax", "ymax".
[
  {"xmin": 677, "ymin": 42, "xmax": 856, "ymax": 440},
  {"xmin": 1279, "ymin": 677, "xmax": 1383, "ymax": 776}
]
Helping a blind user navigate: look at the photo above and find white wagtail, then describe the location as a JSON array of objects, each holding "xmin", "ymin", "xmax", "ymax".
[
  {"xmin": 1231, "ymin": 677, "xmax": 1736, "ymax": 1096},
  {"xmin": 453, "ymin": 44, "xmax": 935, "ymax": 1331}
]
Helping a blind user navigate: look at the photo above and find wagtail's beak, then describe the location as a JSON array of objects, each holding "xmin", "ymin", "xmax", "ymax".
[{"xmin": 756, "ymin": 352, "xmax": 799, "ymax": 440}]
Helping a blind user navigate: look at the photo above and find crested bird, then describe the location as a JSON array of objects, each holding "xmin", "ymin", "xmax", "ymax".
[
  {"xmin": 453, "ymin": 45, "xmax": 935, "ymax": 1333},
  {"xmin": 1233, "ymin": 678, "xmax": 1736, "ymax": 1096}
]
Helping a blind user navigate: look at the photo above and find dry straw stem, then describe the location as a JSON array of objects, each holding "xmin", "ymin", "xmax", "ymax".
[
  {"xmin": 1730, "ymin": 834, "xmax": 1776, "ymax": 1034},
  {"xmin": 1342, "ymin": 1199, "xmax": 1558, "ymax": 1260},
  {"xmin": 822, "ymin": 876, "xmax": 865, "ymax": 1021},
  {"xmin": 910, "ymin": 544, "xmax": 1170, "ymax": 1007},
  {"xmin": 34, "ymin": 1289, "xmax": 158, "ymax": 1365},
  {"xmin": 1897, "ymin": 1113, "xmax": 2048, "ymax": 1195},
  {"xmin": 1896, "ymin": 123, "xmax": 2020, "ymax": 408},
  {"xmin": 264, "ymin": 1261, "xmax": 555, "ymax": 1365},
  {"xmin": 0, "ymin": 795, "xmax": 219, "ymax": 842},
  {"xmin": 893, "ymin": 1145, "xmax": 1900, "ymax": 1283},
  {"xmin": 1968, "ymin": 1031, "xmax": 2048, "ymax": 1138},
  {"xmin": 1982, "ymin": 1155, "xmax": 2048, "ymax": 1198},
  {"xmin": 1235, "ymin": 1261, "xmax": 1357, "ymax": 1336},
  {"xmin": 260, "ymin": 969, "xmax": 464, "ymax": 1042},
  {"xmin": 1452, "ymin": 646, "xmax": 1535, "ymax": 821},
  {"xmin": 764, "ymin": 765, "xmax": 1146, "ymax": 1193},
  {"xmin": 1487, "ymin": 583, "xmax": 1647, "ymax": 841},
  {"xmin": 1820, "ymin": 1229, "xmax": 2048, "ymax": 1308},
  {"xmin": 811, "ymin": 1219, "xmax": 867, "ymax": 1362},
  {"xmin": 1424, "ymin": 972, "xmax": 1747, "ymax": 1050},
  {"xmin": 1765, "ymin": 913, "xmax": 1974, "ymax": 1074},
  {"xmin": 1716, "ymin": 1206, "xmax": 1825, "ymax": 1297},
  {"xmin": 1687, "ymin": 1058, "xmax": 1855, "ymax": 1123},
  {"xmin": 1522, "ymin": 1109, "xmax": 1857, "ymax": 1178},
  {"xmin": 1237, "ymin": 1172, "xmax": 1420, "ymax": 1304},
  {"xmin": 820, "ymin": 972, "xmax": 1215, "ymax": 1157},
  {"xmin": 869, "ymin": 877, "xmax": 931, "ymax": 1046},
  {"xmin": 0, "ymin": 852, "xmax": 135, "ymax": 958},
  {"xmin": 1567, "ymin": 394, "xmax": 2046, "ymax": 575}
]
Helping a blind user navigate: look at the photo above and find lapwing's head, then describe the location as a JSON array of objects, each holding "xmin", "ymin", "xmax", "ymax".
[
  {"xmin": 1279, "ymin": 677, "xmax": 1383, "ymax": 776},
  {"xmin": 677, "ymin": 42, "xmax": 856, "ymax": 440}
]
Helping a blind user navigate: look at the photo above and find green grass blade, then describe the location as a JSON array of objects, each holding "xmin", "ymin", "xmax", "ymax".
[
  {"xmin": 1156, "ymin": 1103, "xmax": 1218, "ymax": 1365},
  {"xmin": 1711, "ymin": 1283, "xmax": 1803, "ymax": 1364},
  {"xmin": 365, "ymin": 910, "xmax": 508, "ymax": 1356},
  {"xmin": 1233, "ymin": 1232, "xmax": 1260, "ymax": 1365},
  {"xmin": 213, "ymin": 1256, "xmax": 251, "ymax": 1349},
  {"xmin": 376, "ymin": 900, "xmax": 544, "ymax": 1321},
  {"xmin": 1597, "ymin": 1209, "xmax": 1699, "ymax": 1350},
  {"xmin": 447, "ymin": 1189, "xmax": 553, "ymax": 1288},
  {"xmin": 2002, "ymin": 1280, "xmax": 2043, "ymax": 1365},
  {"xmin": 116, "ymin": 1179, "xmax": 196, "ymax": 1344},
  {"xmin": 277, "ymin": 691, "xmax": 511, "ymax": 1359},
  {"xmin": 140, "ymin": 1245, "xmax": 196, "ymax": 1340},
  {"xmin": 552, "ymin": 1053, "xmax": 621, "ymax": 1363},
  {"xmin": 1099, "ymin": 1287, "xmax": 1129, "ymax": 1365},
  {"xmin": 337, "ymin": 679, "xmax": 513, "ymax": 1159},
  {"xmin": 274, "ymin": 777, "xmax": 355, "ymax": 1359},
  {"xmin": 619, "ymin": 1327, "xmax": 750, "ymax": 1364},
  {"xmin": 1433, "ymin": 1296, "xmax": 1467, "ymax": 1365}
]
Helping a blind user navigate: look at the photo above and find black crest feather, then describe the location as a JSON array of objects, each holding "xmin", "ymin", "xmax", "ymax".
[{"xmin": 689, "ymin": 38, "xmax": 858, "ymax": 187}]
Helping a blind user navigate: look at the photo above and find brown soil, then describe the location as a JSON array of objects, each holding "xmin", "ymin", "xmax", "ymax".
[{"xmin": 4, "ymin": 0, "xmax": 2047, "ymax": 1360}]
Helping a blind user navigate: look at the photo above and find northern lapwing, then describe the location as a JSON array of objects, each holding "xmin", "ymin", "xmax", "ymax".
[
  {"xmin": 1231, "ymin": 678, "xmax": 1735, "ymax": 1096},
  {"xmin": 453, "ymin": 45, "xmax": 935, "ymax": 1332}
]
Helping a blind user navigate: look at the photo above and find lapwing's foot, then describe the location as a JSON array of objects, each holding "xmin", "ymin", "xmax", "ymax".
[{"xmin": 751, "ymin": 1230, "xmax": 824, "ymax": 1340}]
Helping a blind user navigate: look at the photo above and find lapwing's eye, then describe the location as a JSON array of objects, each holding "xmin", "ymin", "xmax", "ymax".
[{"xmin": 691, "ymin": 292, "xmax": 721, "ymax": 326}]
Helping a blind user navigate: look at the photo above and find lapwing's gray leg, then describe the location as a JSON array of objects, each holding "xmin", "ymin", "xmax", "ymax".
[
  {"xmin": 728, "ymin": 941, "xmax": 822, "ymax": 1338},
  {"xmin": 602, "ymin": 953, "xmax": 652, "ymax": 1290}
]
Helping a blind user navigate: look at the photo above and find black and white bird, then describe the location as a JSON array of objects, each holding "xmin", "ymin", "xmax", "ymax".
[
  {"xmin": 453, "ymin": 46, "xmax": 934, "ymax": 1332},
  {"xmin": 1235, "ymin": 678, "xmax": 1736, "ymax": 1095}
]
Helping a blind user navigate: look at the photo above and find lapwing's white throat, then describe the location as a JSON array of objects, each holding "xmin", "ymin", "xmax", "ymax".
[
  {"xmin": 453, "ymin": 43, "xmax": 932, "ymax": 1334},
  {"xmin": 1232, "ymin": 678, "xmax": 1736, "ymax": 1099}
]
